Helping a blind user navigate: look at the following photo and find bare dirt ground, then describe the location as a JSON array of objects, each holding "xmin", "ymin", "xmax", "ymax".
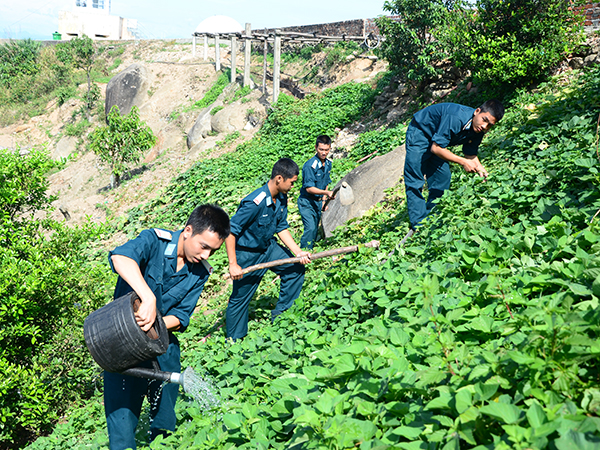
[{"xmin": 0, "ymin": 40, "xmax": 387, "ymax": 231}]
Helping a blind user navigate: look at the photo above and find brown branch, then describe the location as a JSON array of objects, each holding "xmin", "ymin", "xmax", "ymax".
[{"xmin": 223, "ymin": 240, "xmax": 380, "ymax": 279}]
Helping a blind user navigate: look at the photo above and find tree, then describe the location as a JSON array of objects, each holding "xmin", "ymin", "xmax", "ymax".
[
  {"xmin": 88, "ymin": 105, "xmax": 157, "ymax": 188},
  {"xmin": 450, "ymin": 0, "xmax": 585, "ymax": 86},
  {"xmin": 69, "ymin": 35, "xmax": 96, "ymax": 114},
  {"xmin": 376, "ymin": 0, "xmax": 458, "ymax": 89}
]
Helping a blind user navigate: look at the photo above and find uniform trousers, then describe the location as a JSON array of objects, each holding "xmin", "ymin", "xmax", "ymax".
[
  {"xmin": 404, "ymin": 123, "xmax": 452, "ymax": 228},
  {"xmin": 226, "ymin": 242, "xmax": 305, "ymax": 340},
  {"xmin": 104, "ymin": 336, "xmax": 180, "ymax": 450},
  {"xmin": 298, "ymin": 196, "xmax": 322, "ymax": 250}
]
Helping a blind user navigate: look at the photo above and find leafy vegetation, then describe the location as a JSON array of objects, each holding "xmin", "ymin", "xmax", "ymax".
[
  {"xmin": 376, "ymin": 0, "xmax": 455, "ymax": 88},
  {"xmin": 0, "ymin": 37, "xmax": 104, "ymax": 125},
  {"xmin": 27, "ymin": 60, "xmax": 600, "ymax": 449},
  {"xmin": 378, "ymin": 0, "xmax": 585, "ymax": 89},
  {"xmin": 88, "ymin": 105, "xmax": 157, "ymax": 189},
  {"xmin": 0, "ymin": 148, "xmax": 112, "ymax": 448},
  {"xmin": 450, "ymin": 0, "xmax": 585, "ymax": 86}
]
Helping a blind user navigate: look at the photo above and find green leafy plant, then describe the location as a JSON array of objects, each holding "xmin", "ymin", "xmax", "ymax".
[
  {"xmin": 450, "ymin": 0, "xmax": 585, "ymax": 86},
  {"xmin": 376, "ymin": 0, "xmax": 456, "ymax": 88},
  {"xmin": 88, "ymin": 105, "xmax": 156, "ymax": 188},
  {"xmin": 68, "ymin": 35, "xmax": 96, "ymax": 114},
  {"xmin": 210, "ymin": 105, "xmax": 224, "ymax": 116}
]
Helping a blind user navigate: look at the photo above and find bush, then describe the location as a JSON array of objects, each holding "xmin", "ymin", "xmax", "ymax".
[
  {"xmin": 450, "ymin": 0, "xmax": 585, "ymax": 86},
  {"xmin": 88, "ymin": 105, "xmax": 157, "ymax": 188},
  {"xmin": 0, "ymin": 147, "xmax": 112, "ymax": 448},
  {"xmin": 0, "ymin": 39, "xmax": 41, "ymax": 87},
  {"xmin": 376, "ymin": 0, "xmax": 456, "ymax": 88}
]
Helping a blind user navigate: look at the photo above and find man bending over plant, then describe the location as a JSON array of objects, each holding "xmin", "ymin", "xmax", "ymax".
[
  {"xmin": 226, "ymin": 158, "xmax": 312, "ymax": 340},
  {"xmin": 104, "ymin": 204, "xmax": 229, "ymax": 450},
  {"xmin": 402, "ymin": 99, "xmax": 504, "ymax": 242}
]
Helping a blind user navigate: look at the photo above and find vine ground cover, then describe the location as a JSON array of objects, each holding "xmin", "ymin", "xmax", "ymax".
[{"xmin": 29, "ymin": 67, "xmax": 600, "ymax": 449}]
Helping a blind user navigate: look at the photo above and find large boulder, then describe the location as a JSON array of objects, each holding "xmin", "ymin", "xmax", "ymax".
[
  {"xmin": 322, "ymin": 145, "xmax": 406, "ymax": 237},
  {"xmin": 52, "ymin": 136, "xmax": 78, "ymax": 161},
  {"xmin": 186, "ymin": 106, "xmax": 213, "ymax": 149},
  {"xmin": 105, "ymin": 63, "xmax": 149, "ymax": 116},
  {"xmin": 211, "ymin": 105, "xmax": 247, "ymax": 134}
]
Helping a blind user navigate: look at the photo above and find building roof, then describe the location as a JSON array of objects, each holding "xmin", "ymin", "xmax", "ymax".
[{"xmin": 195, "ymin": 15, "xmax": 244, "ymax": 34}]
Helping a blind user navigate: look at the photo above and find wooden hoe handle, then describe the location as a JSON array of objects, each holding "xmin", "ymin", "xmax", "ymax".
[{"xmin": 223, "ymin": 240, "xmax": 380, "ymax": 280}]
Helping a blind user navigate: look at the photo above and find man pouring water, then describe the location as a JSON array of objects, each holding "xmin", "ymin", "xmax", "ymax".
[{"xmin": 103, "ymin": 204, "xmax": 229, "ymax": 450}]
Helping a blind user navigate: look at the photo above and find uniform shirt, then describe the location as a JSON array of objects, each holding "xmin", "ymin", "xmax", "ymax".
[
  {"xmin": 299, "ymin": 155, "xmax": 332, "ymax": 201},
  {"xmin": 411, "ymin": 103, "xmax": 484, "ymax": 156},
  {"xmin": 109, "ymin": 228, "xmax": 212, "ymax": 332},
  {"xmin": 230, "ymin": 183, "xmax": 289, "ymax": 251}
]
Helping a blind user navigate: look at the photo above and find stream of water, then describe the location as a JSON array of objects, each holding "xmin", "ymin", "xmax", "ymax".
[{"xmin": 181, "ymin": 366, "xmax": 220, "ymax": 410}]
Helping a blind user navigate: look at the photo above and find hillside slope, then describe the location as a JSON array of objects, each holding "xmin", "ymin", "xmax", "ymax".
[{"xmin": 26, "ymin": 60, "xmax": 600, "ymax": 450}]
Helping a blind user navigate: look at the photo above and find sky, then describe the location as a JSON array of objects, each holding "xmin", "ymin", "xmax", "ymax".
[{"xmin": 0, "ymin": 0, "xmax": 388, "ymax": 40}]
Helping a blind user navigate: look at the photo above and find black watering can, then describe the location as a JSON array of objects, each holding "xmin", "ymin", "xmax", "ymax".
[{"xmin": 84, "ymin": 291, "xmax": 189, "ymax": 387}]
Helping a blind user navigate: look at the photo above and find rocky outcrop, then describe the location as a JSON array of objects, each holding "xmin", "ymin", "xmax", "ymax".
[
  {"xmin": 186, "ymin": 107, "xmax": 214, "ymax": 149},
  {"xmin": 211, "ymin": 106, "xmax": 247, "ymax": 134},
  {"xmin": 105, "ymin": 64, "xmax": 149, "ymax": 116},
  {"xmin": 322, "ymin": 144, "xmax": 406, "ymax": 237},
  {"xmin": 52, "ymin": 136, "xmax": 78, "ymax": 161}
]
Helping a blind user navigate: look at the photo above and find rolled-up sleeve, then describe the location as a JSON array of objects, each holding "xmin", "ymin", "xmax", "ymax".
[
  {"xmin": 163, "ymin": 276, "xmax": 208, "ymax": 332},
  {"xmin": 108, "ymin": 230, "xmax": 156, "ymax": 272}
]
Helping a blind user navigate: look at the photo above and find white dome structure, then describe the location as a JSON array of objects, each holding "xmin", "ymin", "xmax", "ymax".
[{"xmin": 195, "ymin": 15, "xmax": 243, "ymax": 34}]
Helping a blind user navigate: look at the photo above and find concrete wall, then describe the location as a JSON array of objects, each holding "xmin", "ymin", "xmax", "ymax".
[{"xmin": 58, "ymin": 10, "xmax": 136, "ymax": 40}]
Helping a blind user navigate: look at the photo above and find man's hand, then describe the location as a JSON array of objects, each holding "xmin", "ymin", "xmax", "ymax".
[
  {"xmin": 135, "ymin": 293, "xmax": 157, "ymax": 332},
  {"xmin": 461, "ymin": 158, "xmax": 479, "ymax": 173},
  {"xmin": 296, "ymin": 251, "xmax": 312, "ymax": 265},
  {"xmin": 229, "ymin": 262, "xmax": 244, "ymax": 280}
]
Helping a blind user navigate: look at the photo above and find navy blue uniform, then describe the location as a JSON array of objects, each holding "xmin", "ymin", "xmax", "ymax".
[
  {"xmin": 298, "ymin": 155, "xmax": 332, "ymax": 249},
  {"xmin": 227, "ymin": 183, "xmax": 305, "ymax": 340},
  {"xmin": 104, "ymin": 228, "xmax": 212, "ymax": 450},
  {"xmin": 404, "ymin": 103, "xmax": 483, "ymax": 228}
]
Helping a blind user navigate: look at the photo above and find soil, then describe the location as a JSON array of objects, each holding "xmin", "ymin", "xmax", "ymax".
[{"xmin": 0, "ymin": 40, "xmax": 388, "ymax": 236}]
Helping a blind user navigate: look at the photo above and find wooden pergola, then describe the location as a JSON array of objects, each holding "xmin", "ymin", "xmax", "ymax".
[{"xmin": 191, "ymin": 23, "xmax": 379, "ymax": 103}]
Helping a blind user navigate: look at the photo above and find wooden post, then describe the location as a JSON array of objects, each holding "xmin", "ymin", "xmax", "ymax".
[
  {"xmin": 273, "ymin": 31, "xmax": 281, "ymax": 103},
  {"xmin": 243, "ymin": 23, "xmax": 251, "ymax": 87},
  {"xmin": 203, "ymin": 35, "xmax": 208, "ymax": 60},
  {"xmin": 262, "ymin": 37, "xmax": 267, "ymax": 94},
  {"xmin": 230, "ymin": 35, "xmax": 237, "ymax": 83},
  {"xmin": 192, "ymin": 34, "xmax": 196, "ymax": 57},
  {"xmin": 215, "ymin": 34, "xmax": 220, "ymax": 72}
]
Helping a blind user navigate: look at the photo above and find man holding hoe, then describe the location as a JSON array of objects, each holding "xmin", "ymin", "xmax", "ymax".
[
  {"xmin": 104, "ymin": 204, "xmax": 230, "ymax": 450},
  {"xmin": 298, "ymin": 135, "xmax": 336, "ymax": 250},
  {"xmin": 402, "ymin": 100, "xmax": 504, "ymax": 244},
  {"xmin": 226, "ymin": 158, "xmax": 311, "ymax": 340}
]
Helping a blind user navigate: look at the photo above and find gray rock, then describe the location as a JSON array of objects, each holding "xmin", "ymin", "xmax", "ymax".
[
  {"xmin": 570, "ymin": 57, "xmax": 585, "ymax": 70},
  {"xmin": 186, "ymin": 107, "xmax": 212, "ymax": 149},
  {"xmin": 584, "ymin": 54, "xmax": 598, "ymax": 66},
  {"xmin": 105, "ymin": 63, "xmax": 149, "ymax": 117},
  {"xmin": 322, "ymin": 144, "xmax": 406, "ymax": 237},
  {"xmin": 53, "ymin": 136, "xmax": 78, "ymax": 160},
  {"xmin": 211, "ymin": 105, "xmax": 246, "ymax": 134}
]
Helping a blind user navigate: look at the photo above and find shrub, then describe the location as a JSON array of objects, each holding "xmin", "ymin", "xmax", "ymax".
[
  {"xmin": 450, "ymin": 0, "xmax": 585, "ymax": 86},
  {"xmin": 88, "ymin": 105, "xmax": 157, "ymax": 188},
  {"xmin": 376, "ymin": 0, "xmax": 456, "ymax": 88},
  {"xmin": 0, "ymin": 39, "xmax": 41, "ymax": 87}
]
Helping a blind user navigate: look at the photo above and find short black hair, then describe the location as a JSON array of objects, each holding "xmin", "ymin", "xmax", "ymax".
[
  {"xmin": 315, "ymin": 135, "xmax": 331, "ymax": 147},
  {"xmin": 479, "ymin": 99, "xmax": 505, "ymax": 121},
  {"xmin": 270, "ymin": 158, "xmax": 299, "ymax": 180},
  {"xmin": 186, "ymin": 204, "xmax": 230, "ymax": 240}
]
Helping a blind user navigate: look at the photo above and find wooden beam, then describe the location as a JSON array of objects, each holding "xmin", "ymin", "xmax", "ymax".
[
  {"xmin": 230, "ymin": 35, "xmax": 237, "ymax": 83},
  {"xmin": 203, "ymin": 35, "xmax": 208, "ymax": 61},
  {"xmin": 262, "ymin": 38, "xmax": 267, "ymax": 94},
  {"xmin": 273, "ymin": 32, "xmax": 281, "ymax": 103},
  {"xmin": 215, "ymin": 34, "xmax": 220, "ymax": 72},
  {"xmin": 243, "ymin": 23, "xmax": 251, "ymax": 87},
  {"xmin": 192, "ymin": 35, "xmax": 196, "ymax": 57}
]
